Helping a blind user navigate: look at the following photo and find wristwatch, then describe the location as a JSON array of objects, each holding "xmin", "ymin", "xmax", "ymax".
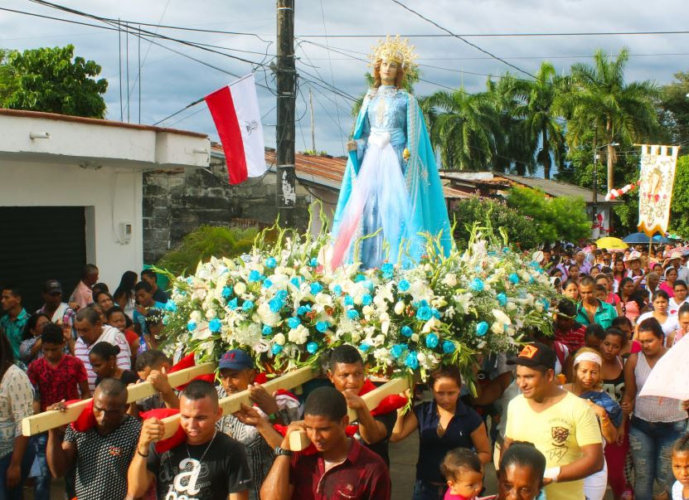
[{"xmin": 274, "ymin": 446, "xmax": 293, "ymax": 457}]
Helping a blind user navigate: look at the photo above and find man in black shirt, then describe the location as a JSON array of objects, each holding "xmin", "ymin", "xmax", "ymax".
[
  {"xmin": 128, "ymin": 379, "xmax": 252, "ymax": 500},
  {"xmin": 327, "ymin": 345, "xmax": 396, "ymax": 465}
]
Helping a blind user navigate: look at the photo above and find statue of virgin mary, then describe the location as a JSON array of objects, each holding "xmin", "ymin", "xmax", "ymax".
[{"xmin": 331, "ymin": 36, "xmax": 453, "ymax": 270}]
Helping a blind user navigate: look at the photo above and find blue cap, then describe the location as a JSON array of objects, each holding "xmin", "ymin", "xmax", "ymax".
[{"xmin": 218, "ymin": 349, "xmax": 253, "ymax": 371}]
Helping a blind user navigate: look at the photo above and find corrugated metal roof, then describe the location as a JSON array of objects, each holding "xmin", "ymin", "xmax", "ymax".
[{"xmin": 498, "ymin": 173, "xmax": 616, "ymax": 204}]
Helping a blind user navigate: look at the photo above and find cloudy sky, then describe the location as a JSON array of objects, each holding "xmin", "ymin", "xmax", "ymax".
[{"xmin": 2, "ymin": 0, "xmax": 689, "ymax": 158}]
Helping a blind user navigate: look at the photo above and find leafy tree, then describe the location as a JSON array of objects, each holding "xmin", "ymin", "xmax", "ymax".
[
  {"xmin": 507, "ymin": 186, "xmax": 590, "ymax": 243},
  {"xmin": 428, "ymin": 88, "xmax": 499, "ymax": 170},
  {"xmin": 451, "ymin": 196, "xmax": 540, "ymax": 249},
  {"xmin": 658, "ymin": 72, "xmax": 689, "ymax": 151},
  {"xmin": 669, "ymin": 155, "xmax": 689, "ymax": 237},
  {"xmin": 556, "ymin": 48, "xmax": 658, "ymax": 192},
  {"xmin": 0, "ymin": 45, "xmax": 107, "ymax": 118}
]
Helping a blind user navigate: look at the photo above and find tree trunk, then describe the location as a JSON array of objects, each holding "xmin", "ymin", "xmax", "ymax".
[
  {"xmin": 542, "ymin": 129, "xmax": 551, "ymax": 179},
  {"xmin": 606, "ymin": 119, "xmax": 614, "ymax": 193}
]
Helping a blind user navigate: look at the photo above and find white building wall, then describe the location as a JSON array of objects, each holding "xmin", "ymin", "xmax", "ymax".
[{"xmin": 0, "ymin": 160, "xmax": 144, "ymax": 290}]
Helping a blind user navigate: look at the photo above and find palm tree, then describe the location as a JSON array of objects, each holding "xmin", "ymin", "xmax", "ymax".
[
  {"xmin": 557, "ymin": 48, "xmax": 658, "ymax": 191},
  {"xmin": 428, "ymin": 88, "xmax": 499, "ymax": 170},
  {"xmin": 511, "ymin": 63, "xmax": 566, "ymax": 179}
]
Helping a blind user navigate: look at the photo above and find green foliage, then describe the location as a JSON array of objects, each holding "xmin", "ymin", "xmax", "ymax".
[
  {"xmin": 669, "ymin": 156, "xmax": 689, "ymax": 237},
  {"xmin": 658, "ymin": 72, "xmax": 689, "ymax": 151},
  {"xmin": 507, "ymin": 186, "xmax": 591, "ymax": 243},
  {"xmin": 157, "ymin": 226, "xmax": 260, "ymax": 276},
  {"xmin": 451, "ymin": 196, "xmax": 540, "ymax": 249},
  {"xmin": 0, "ymin": 45, "xmax": 107, "ymax": 117}
]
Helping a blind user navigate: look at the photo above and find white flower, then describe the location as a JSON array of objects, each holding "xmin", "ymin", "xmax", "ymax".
[
  {"xmin": 205, "ymin": 308, "xmax": 217, "ymax": 320},
  {"xmin": 371, "ymin": 334, "xmax": 386, "ymax": 347},
  {"xmin": 491, "ymin": 322, "xmax": 503, "ymax": 334},
  {"xmin": 288, "ymin": 325, "xmax": 310, "ymax": 345},
  {"xmin": 273, "ymin": 333, "xmax": 286, "ymax": 346},
  {"xmin": 362, "ymin": 305, "xmax": 374, "ymax": 317},
  {"xmin": 314, "ymin": 293, "xmax": 332, "ymax": 307},
  {"xmin": 492, "ymin": 309, "xmax": 512, "ymax": 325},
  {"xmin": 506, "ymin": 301, "xmax": 517, "ymax": 312},
  {"xmin": 234, "ymin": 282, "xmax": 247, "ymax": 295},
  {"xmin": 394, "ymin": 301, "xmax": 405, "ymax": 315},
  {"xmin": 190, "ymin": 311, "xmax": 202, "ymax": 322},
  {"xmin": 442, "ymin": 273, "xmax": 457, "ymax": 287},
  {"xmin": 373, "ymin": 348, "xmax": 392, "ymax": 364},
  {"xmin": 417, "ymin": 352, "xmax": 427, "ymax": 364},
  {"xmin": 411, "ymin": 333, "xmax": 419, "ymax": 342},
  {"xmin": 422, "ymin": 318, "xmax": 438, "ymax": 334},
  {"xmin": 535, "ymin": 301, "xmax": 544, "ymax": 313}
]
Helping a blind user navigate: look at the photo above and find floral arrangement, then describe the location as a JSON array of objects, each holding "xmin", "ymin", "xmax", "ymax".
[{"xmin": 159, "ymin": 217, "xmax": 557, "ymax": 383}]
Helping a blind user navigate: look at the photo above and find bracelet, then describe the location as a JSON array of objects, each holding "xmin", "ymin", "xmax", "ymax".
[{"xmin": 137, "ymin": 448, "xmax": 149, "ymax": 458}]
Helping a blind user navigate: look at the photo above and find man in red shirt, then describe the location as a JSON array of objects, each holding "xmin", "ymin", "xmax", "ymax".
[{"xmin": 260, "ymin": 386, "xmax": 390, "ymax": 500}]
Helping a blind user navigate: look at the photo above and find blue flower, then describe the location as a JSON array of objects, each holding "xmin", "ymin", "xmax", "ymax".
[
  {"xmin": 272, "ymin": 344, "xmax": 283, "ymax": 355},
  {"xmin": 165, "ymin": 301, "xmax": 177, "ymax": 312},
  {"xmin": 497, "ymin": 293, "xmax": 507, "ymax": 306},
  {"xmin": 359, "ymin": 343, "xmax": 371, "ymax": 352},
  {"xmin": 242, "ymin": 300, "xmax": 254, "ymax": 312},
  {"xmin": 222, "ymin": 286, "xmax": 232, "ymax": 299},
  {"xmin": 209, "ymin": 318, "xmax": 222, "ymax": 332},
  {"xmin": 425, "ymin": 333, "xmax": 439, "ymax": 349},
  {"xmin": 333, "ymin": 285, "xmax": 343, "ymax": 296},
  {"xmin": 398, "ymin": 280, "xmax": 410, "ymax": 292},
  {"xmin": 469, "ymin": 278, "xmax": 484, "ymax": 292},
  {"xmin": 297, "ymin": 304, "xmax": 312, "ymax": 316},
  {"xmin": 476, "ymin": 321, "xmax": 489, "ymax": 336},
  {"xmin": 347, "ymin": 309, "xmax": 360, "ymax": 320},
  {"xmin": 265, "ymin": 257, "xmax": 277, "ymax": 269},
  {"xmin": 354, "ymin": 274, "xmax": 366, "ymax": 283},
  {"xmin": 276, "ymin": 290, "xmax": 288, "ymax": 301},
  {"xmin": 405, "ymin": 352, "xmax": 419, "ymax": 370},
  {"xmin": 187, "ymin": 321, "xmax": 197, "ymax": 332},
  {"xmin": 540, "ymin": 298, "xmax": 550, "ymax": 311},
  {"xmin": 442, "ymin": 341, "xmax": 455, "ymax": 354},
  {"xmin": 290, "ymin": 277, "xmax": 302, "ymax": 288},
  {"xmin": 310, "ymin": 282, "xmax": 323, "ymax": 295},
  {"xmin": 162, "ymin": 315, "xmax": 169, "ymax": 326},
  {"xmin": 269, "ymin": 297, "xmax": 283, "ymax": 313},
  {"xmin": 344, "ymin": 295, "xmax": 354, "ymax": 306},
  {"xmin": 306, "ymin": 342, "xmax": 319, "ymax": 354},
  {"xmin": 316, "ymin": 321, "xmax": 330, "ymax": 333},
  {"xmin": 287, "ymin": 317, "xmax": 301, "ymax": 329},
  {"xmin": 248, "ymin": 270, "xmax": 263, "ymax": 283},
  {"xmin": 262, "ymin": 279, "xmax": 273, "ymax": 289},
  {"xmin": 391, "ymin": 344, "xmax": 406, "ymax": 359},
  {"xmin": 227, "ymin": 298, "xmax": 238, "ymax": 310},
  {"xmin": 401, "ymin": 325, "xmax": 413, "ymax": 337},
  {"xmin": 529, "ymin": 276, "xmax": 535, "ymax": 284},
  {"xmin": 362, "ymin": 280, "xmax": 374, "ymax": 291},
  {"xmin": 381, "ymin": 263, "xmax": 394, "ymax": 278},
  {"xmin": 509, "ymin": 273, "xmax": 520, "ymax": 284},
  {"xmin": 309, "ymin": 257, "xmax": 319, "ymax": 267},
  {"xmin": 362, "ymin": 294, "xmax": 373, "ymax": 306},
  {"xmin": 431, "ymin": 308, "xmax": 441, "ymax": 319},
  {"xmin": 262, "ymin": 325, "xmax": 273, "ymax": 335},
  {"xmin": 416, "ymin": 306, "xmax": 432, "ymax": 321}
]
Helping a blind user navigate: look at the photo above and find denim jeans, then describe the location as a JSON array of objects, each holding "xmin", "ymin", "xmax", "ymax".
[
  {"xmin": 412, "ymin": 479, "xmax": 446, "ymax": 500},
  {"xmin": 629, "ymin": 416, "xmax": 687, "ymax": 499},
  {"xmin": 31, "ymin": 433, "xmax": 51, "ymax": 500},
  {"xmin": 0, "ymin": 441, "xmax": 36, "ymax": 500}
]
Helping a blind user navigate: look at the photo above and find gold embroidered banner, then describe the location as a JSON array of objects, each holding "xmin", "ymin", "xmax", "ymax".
[{"xmin": 638, "ymin": 145, "xmax": 680, "ymax": 237}]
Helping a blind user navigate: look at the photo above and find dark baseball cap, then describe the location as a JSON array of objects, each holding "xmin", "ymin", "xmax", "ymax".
[
  {"xmin": 218, "ymin": 349, "xmax": 253, "ymax": 371},
  {"xmin": 507, "ymin": 342, "xmax": 556, "ymax": 370},
  {"xmin": 42, "ymin": 280, "xmax": 62, "ymax": 294}
]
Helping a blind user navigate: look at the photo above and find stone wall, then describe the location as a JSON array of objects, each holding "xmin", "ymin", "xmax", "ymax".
[{"xmin": 143, "ymin": 158, "xmax": 312, "ymax": 264}]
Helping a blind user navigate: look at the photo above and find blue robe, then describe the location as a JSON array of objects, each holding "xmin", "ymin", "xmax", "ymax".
[{"xmin": 332, "ymin": 86, "xmax": 453, "ymax": 269}]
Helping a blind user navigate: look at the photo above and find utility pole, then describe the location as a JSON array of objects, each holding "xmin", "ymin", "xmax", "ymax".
[
  {"xmin": 309, "ymin": 88, "xmax": 316, "ymax": 153},
  {"xmin": 276, "ymin": 0, "xmax": 296, "ymax": 226}
]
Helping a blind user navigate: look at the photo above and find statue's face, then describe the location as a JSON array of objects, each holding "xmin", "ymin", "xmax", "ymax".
[{"xmin": 380, "ymin": 59, "xmax": 398, "ymax": 84}]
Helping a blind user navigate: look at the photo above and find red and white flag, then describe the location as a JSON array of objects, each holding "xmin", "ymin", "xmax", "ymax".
[{"xmin": 205, "ymin": 74, "xmax": 267, "ymax": 184}]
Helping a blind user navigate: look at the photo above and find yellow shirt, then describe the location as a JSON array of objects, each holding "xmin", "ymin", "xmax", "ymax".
[{"xmin": 505, "ymin": 391, "xmax": 602, "ymax": 500}]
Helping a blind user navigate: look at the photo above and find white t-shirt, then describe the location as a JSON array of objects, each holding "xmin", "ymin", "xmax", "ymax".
[
  {"xmin": 637, "ymin": 311, "xmax": 678, "ymax": 337},
  {"xmin": 669, "ymin": 297, "xmax": 689, "ymax": 317},
  {"xmin": 673, "ymin": 480, "xmax": 688, "ymax": 500}
]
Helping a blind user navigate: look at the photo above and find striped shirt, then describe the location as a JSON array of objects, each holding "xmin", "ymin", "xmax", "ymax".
[{"xmin": 75, "ymin": 325, "xmax": 131, "ymax": 391}]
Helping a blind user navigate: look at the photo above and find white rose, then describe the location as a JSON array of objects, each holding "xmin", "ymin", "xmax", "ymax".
[
  {"xmin": 362, "ymin": 305, "xmax": 374, "ymax": 317},
  {"xmin": 492, "ymin": 309, "xmax": 512, "ymax": 325},
  {"xmin": 234, "ymin": 282, "xmax": 247, "ymax": 295},
  {"xmin": 205, "ymin": 308, "xmax": 217, "ymax": 320},
  {"xmin": 190, "ymin": 311, "xmax": 202, "ymax": 322},
  {"xmin": 273, "ymin": 333, "xmax": 286, "ymax": 346},
  {"xmin": 422, "ymin": 318, "xmax": 437, "ymax": 334},
  {"xmin": 506, "ymin": 301, "xmax": 517, "ymax": 312},
  {"xmin": 288, "ymin": 325, "xmax": 309, "ymax": 345},
  {"xmin": 394, "ymin": 301, "xmax": 405, "ymax": 315},
  {"xmin": 411, "ymin": 333, "xmax": 419, "ymax": 342},
  {"xmin": 372, "ymin": 334, "xmax": 386, "ymax": 347},
  {"xmin": 442, "ymin": 273, "xmax": 457, "ymax": 288},
  {"xmin": 491, "ymin": 322, "xmax": 503, "ymax": 334},
  {"xmin": 417, "ymin": 352, "xmax": 427, "ymax": 364}
]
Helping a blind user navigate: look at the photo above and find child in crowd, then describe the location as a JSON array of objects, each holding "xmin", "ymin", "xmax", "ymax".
[
  {"xmin": 88, "ymin": 342, "xmax": 138, "ymax": 387},
  {"xmin": 105, "ymin": 306, "xmax": 139, "ymax": 362},
  {"xmin": 553, "ymin": 299, "xmax": 586, "ymax": 352},
  {"xmin": 440, "ymin": 448, "xmax": 484, "ymax": 500},
  {"xmin": 130, "ymin": 350, "xmax": 178, "ymax": 417},
  {"xmin": 672, "ymin": 434, "xmax": 689, "ymax": 500}
]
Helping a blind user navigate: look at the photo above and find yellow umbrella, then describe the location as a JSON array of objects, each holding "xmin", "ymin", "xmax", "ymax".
[{"xmin": 596, "ymin": 237, "xmax": 628, "ymax": 250}]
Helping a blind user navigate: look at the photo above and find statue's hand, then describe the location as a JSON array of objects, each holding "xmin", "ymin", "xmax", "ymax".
[{"xmin": 347, "ymin": 140, "xmax": 357, "ymax": 152}]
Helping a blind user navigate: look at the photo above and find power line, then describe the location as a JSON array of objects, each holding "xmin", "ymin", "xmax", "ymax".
[
  {"xmin": 389, "ymin": 0, "xmax": 536, "ymax": 79},
  {"xmin": 297, "ymin": 30, "xmax": 689, "ymax": 38}
]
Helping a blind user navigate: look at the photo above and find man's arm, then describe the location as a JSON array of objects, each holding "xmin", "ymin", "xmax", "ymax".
[
  {"xmin": 260, "ymin": 423, "xmax": 303, "ymax": 500},
  {"xmin": 147, "ymin": 369, "xmax": 179, "ymax": 409},
  {"xmin": 555, "ymin": 443, "xmax": 604, "ymax": 482},
  {"xmin": 343, "ymin": 392, "xmax": 387, "ymax": 444},
  {"xmin": 78, "ymin": 380, "xmax": 92, "ymax": 399},
  {"xmin": 46, "ymin": 428, "xmax": 76, "ymax": 478},
  {"xmin": 233, "ymin": 404, "xmax": 284, "ymax": 449},
  {"xmin": 229, "ymin": 492, "xmax": 248, "ymax": 500},
  {"xmin": 6, "ymin": 435, "xmax": 30, "ymax": 488},
  {"xmin": 470, "ymin": 423, "xmax": 492, "ymax": 465},
  {"xmin": 127, "ymin": 418, "xmax": 162, "ymax": 498}
]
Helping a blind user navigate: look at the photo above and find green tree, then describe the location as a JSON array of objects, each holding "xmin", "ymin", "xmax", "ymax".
[
  {"xmin": 0, "ymin": 45, "xmax": 107, "ymax": 117},
  {"xmin": 511, "ymin": 63, "xmax": 566, "ymax": 180},
  {"xmin": 658, "ymin": 72, "xmax": 689, "ymax": 151},
  {"xmin": 428, "ymin": 88, "xmax": 499, "ymax": 170},
  {"xmin": 451, "ymin": 196, "xmax": 540, "ymax": 249},
  {"xmin": 507, "ymin": 186, "xmax": 590, "ymax": 243},
  {"xmin": 669, "ymin": 155, "xmax": 689, "ymax": 237},
  {"xmin": 557, "ymin": 48, "xmax": 658, "ymax": 192}
]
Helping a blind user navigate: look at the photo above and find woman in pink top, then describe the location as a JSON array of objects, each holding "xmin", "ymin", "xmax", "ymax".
[
  {"xmin": 617, "ymin": 278, "xmax": 644, "ymax": 325},
  {"xmin": 660, "ymin": 267, "xmax": 678, "ymax": 298}
]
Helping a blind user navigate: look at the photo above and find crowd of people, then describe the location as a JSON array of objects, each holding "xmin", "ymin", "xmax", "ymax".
[{"xmin": 1, "ymin": 243, "xmax": 689, "ymax": 499}]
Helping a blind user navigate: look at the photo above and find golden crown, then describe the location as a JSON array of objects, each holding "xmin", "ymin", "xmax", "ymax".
[{"xmin": 370, "ymin": 35, "xmax": 417, "ymax": 70}]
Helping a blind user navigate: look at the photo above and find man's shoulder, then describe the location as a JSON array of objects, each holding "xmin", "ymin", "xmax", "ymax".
[
  {"xmin": 215, "ymin": 430, "xmax": 248, "ymax": 452},
  {"xmin": 350, "ymin": 439, "xmax": 388, "ymax": 472}
]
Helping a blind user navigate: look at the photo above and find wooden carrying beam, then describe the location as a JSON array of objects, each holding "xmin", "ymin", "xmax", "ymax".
[
  {"xmin": 22, "ymin": 363, "xmax": 216, "ymax": 436},
  {"xmin": 159, "ymin": 365, "xmax": 318, "ymax": 440},
  {"xmin": 289, "ymin": 376, "xmax": 410, "ymax": 451}
]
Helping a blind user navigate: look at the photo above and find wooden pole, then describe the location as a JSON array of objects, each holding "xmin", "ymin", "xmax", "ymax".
[
  {"xmin": 289, "ymin": 377, "xmax": 410, "ymax": 451},
  {"xmin": 276, "ymin": 0, "xmax": 296, "ymax": 226},
  {"xmin": 22, "ymin": 363, "xmax": 216, "ymax": 436}
]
